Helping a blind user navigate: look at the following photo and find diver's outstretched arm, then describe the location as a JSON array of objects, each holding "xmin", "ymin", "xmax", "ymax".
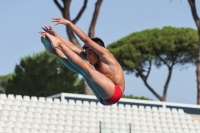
[{"xmin": 52, "ymin": 18, "xmax": 109, "ymax": 56}]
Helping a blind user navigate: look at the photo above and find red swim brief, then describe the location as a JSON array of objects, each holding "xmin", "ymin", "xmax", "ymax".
[{"xmin": 100, "ymin": 84, "xmax": 123, "ymax": 105}]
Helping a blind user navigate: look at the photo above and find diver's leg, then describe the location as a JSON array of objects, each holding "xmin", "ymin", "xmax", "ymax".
[
  {"xmin": 41, "ymin": 37, "xmax": 101, "ymax": 101},
  {"xmin": 56, "ymin": 50, "xmax": 101, "ymax": 101},
  {"xmin": 56, "ymin": 52, "xmax": 101, "ymax": 101}
]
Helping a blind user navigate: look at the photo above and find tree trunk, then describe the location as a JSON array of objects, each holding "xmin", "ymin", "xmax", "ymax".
[
  {"xmin": 188, "ymin": 0, "xmax": 200, "ymax": 104},
  {"xmin": 196, "ymin": 56, "xmax": 200, "ymax": 104},
  {"xmin": 88, "ymin": 0, "xmax": 103, "ymax": 38},
  {"xmin": 162, "ymin": 66, "xmax": 173, "ymax": 101},
  {"xmin": 136, "ymin": 61, "xmax": 163, "ymax": 101}
]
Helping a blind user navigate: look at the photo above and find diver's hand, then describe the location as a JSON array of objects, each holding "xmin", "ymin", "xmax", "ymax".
[
  {"xmin": 41, "ymin": 25, "xmax": 55, "ymax": 35},
  {"xmin": 52, "ymin": 17, "xmax": 70, "ymax": 26}
]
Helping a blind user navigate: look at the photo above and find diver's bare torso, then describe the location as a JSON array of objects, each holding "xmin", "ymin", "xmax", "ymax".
[{"xmin": 92, "ymin": 52, "xmax": 125, "ymax": 92}]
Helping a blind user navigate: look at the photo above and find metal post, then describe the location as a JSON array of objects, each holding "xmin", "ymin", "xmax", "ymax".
[
  {"xmin": 129, "ymin": 123, "xmax": 131, "ymax": 133},
  {"xmin": 99, "ymin": 121, "xmax": 101, "ymax": 133}
]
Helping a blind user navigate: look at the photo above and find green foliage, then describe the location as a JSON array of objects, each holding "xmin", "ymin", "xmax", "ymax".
[
  {"xmin": 0, "ymin": 74, "xmax": 11, "ymax": 82},
  {"xmin": 107, "ymin": 27, "xmax": 198, "ymax": 73},
  {"xmin": 6, "ymin": 51, "xmax": 84, "ymax": 97},
  {"xmin": 0, "ymin": 74, "xmax": 13, "ymax": 94},
  {"xmin": 122, "ymin": 94, "xmax": 151, "ymax": 100},
  {"xmin": 0, "ymin": 87, "xmax": 5, "ymax": 93}
]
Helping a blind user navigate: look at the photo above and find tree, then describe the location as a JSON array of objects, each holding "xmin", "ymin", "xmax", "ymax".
[
  {"xmin": 187, "ymin": 0, "xmax": 200, "ymax": 104},
  {"xmin": 6, "ymin": 51, "xmax": 84, "ymax": 97},
  {"xmin": 0, "ymin": 74, "xmax": 13, "ymax": 94},
  {"xmin": 122, "ymin": 94, "xmax": 151, "ymax": 100},
  {"xmin": 0, "ymin": 87, "xmax": 5, "ymax": 93},
  {"xmin": 107, "ymin": 26, "xmax": 198, "ymax": 101},
  {"xmin": 53, "ymin": 0, "xmax": 103, "ymax": 95},
  {"xmin": 0, "ymin": 75, "xmax": 7, "ymax": 93}
]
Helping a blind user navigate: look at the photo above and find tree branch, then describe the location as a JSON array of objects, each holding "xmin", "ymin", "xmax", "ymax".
[
  {"xmin": 143, "ymin": 79, "xmax": 162, "ymax": 101},
  {"xmin": 136, "ymin": 68, "xmax": 146, "ymax": 80},
  {"xmin": 63, "ymin": 0, "xmax": 71, "ymax": 20},
  {"xmin": 157, "ymin": 54, "xmax": 170, "ymax": 68},
  {"xmin": 72, "ymin": 0, "xmax": 88, "ymax": 24},
  {"xmin": 146, "ymin": 60, "xmax": 152, "ymax": 79},
  {"xmin": 88, "ymin": 0, "xmax": 103, "ymax": 38},
  {"xmin": 188, "ymin": 0, "xmax": 199, "ymax": 21},
  {"xmin": 59, "ymin": 0, "xmax": 81, "ymax": 48},
  {"xmin": 54, "ymin": 0, "xmax": 63, "ymax": 12},
  {"xmin": 188, "ymin": 0, "xmax": 200, "ymax": 31}
]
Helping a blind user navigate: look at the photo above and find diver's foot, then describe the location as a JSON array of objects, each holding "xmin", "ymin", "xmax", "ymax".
[
  {"xmin": 41, "ymin": 37, "xmax": 55, "ymax": 54},
  {"xmin": 45, "ymin": 32, "xmax": 62, "ymax": 49}
]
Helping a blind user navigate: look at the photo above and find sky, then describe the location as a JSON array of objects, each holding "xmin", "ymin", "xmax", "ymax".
[{"xmin": 0, "ymin": 0, "xmax": 200, "ymax": 105}]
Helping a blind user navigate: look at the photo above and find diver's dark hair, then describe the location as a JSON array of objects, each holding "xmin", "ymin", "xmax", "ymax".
[{"xmin": 83, "ymin": 37, "xmax": 105, "ymax": 50}]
